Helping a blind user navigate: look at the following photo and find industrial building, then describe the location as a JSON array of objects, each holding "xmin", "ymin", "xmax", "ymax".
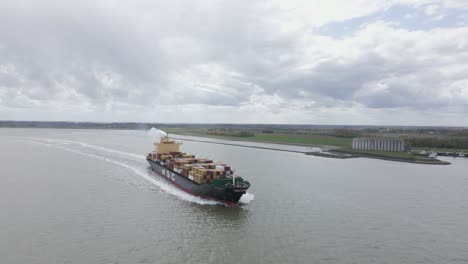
[{"xmin": 352, "ymin": 137, "xmax": 410, "ymax": 152}]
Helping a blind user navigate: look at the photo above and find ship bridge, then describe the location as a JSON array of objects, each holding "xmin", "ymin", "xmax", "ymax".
[{"xmin": 154, "ymin": 136, "xmax": 182, "ymax": 154}]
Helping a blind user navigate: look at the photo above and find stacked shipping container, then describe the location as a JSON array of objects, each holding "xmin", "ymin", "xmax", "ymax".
[{"xmin": 148, "ymin": 150, "xmax": 233, "ymax": 184}]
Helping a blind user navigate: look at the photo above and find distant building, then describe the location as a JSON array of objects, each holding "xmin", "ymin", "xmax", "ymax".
[{"xmin": 352, "ymin": 137, "xmax": 410, "ymax": 152}]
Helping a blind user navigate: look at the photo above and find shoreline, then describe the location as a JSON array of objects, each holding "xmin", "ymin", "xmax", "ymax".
[
  {"xmin": 329, "ymin": 149, "xmax": 451, "ymax": 165},
  {"xmin": 173, "ymin": 136, "xmax": 451, "ymax": 165},
  {"xmin": 164, "ymin": 130, "xmax": 350, "ymax": 149}
]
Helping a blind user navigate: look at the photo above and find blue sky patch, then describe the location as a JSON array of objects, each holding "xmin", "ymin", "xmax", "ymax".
[{"xmin": 317, "ymin": 4, "xmax": 467, "ymax": 38}]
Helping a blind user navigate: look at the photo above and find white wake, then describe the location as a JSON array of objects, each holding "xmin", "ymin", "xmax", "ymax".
[{"xmin": 13, "ymin": 137, "xmax": 254, "ymax": 207}]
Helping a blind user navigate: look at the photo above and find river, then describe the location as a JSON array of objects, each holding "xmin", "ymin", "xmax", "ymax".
[{"xmin": 1, "ymin": 128, "xmax": 467, "ymax": 263}]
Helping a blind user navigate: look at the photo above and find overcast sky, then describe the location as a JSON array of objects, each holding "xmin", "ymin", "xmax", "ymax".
[{"xmin": 1, "ymin": 0, "xmax": 468, "ymax": 125}]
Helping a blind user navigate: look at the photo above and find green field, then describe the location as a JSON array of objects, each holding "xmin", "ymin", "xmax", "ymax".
[
  {"xmin": 162, "ymin": 126, "xmax": 467, "ymax": 156},
  {"xmin": 162, "ymin": 127, "xmax": 352, "ymax": 148},
  {"xmin": 251, "ymin": 134, "xmax": 352, "ymax": 147},
  {"xmin": 163, "ymin": 127, "xmax": 207, "ymax": 135},
  {"xmin": 160, "ymin": 126, "xmax": 462, "ymax": 163}
]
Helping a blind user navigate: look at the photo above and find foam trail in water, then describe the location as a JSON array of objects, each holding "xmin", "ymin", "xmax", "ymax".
[
  {"xmin": 14, "ymin": 137, "xmax": 255, "ymax": 206},
  {"xmin": 239, "ymin": 192, "xmax": 255, "ymax": 204},
  {"xmin": 12, "ymin": 137, "xmax": 145, "ymax": 161},
  {"xmin": 45, "ymin": 138, "xmax": 145, "ymax": 160},
  {"xmin": 14, "ymin": 138, "xmax": 223, "ymax": 205}
]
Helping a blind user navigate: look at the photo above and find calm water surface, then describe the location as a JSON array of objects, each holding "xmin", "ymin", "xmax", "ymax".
[{"xmin": 1, "ymin": 128, "xmax": 468, "ymax": 264}]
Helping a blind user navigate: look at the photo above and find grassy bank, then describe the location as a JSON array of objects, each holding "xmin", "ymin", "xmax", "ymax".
[
  {"xmin": 252, "ymin": 134, "xmax": 352, "ymax": 148},
  {"xmin": 163, "ymin": 126, "xmax": 452, "ymax": 164},
  {"xmin": 162, "ymin": 127, "xmax": 352, "ymax": 148},
  {"xmin": 339, "ymin": 148, "xmax": 416, "ymax": 158},
  {"xmin": 412, "ymin": 147, "xmax": 468, "ymax": 153},
  {"xmin": 332, "ymin": 149, "xmax": 450, "ymax": 165}
]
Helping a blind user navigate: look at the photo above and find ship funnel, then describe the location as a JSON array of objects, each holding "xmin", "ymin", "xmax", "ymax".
[{"xmin": 147, "ymin": 127, "xmax": 168, "ymax": 141}]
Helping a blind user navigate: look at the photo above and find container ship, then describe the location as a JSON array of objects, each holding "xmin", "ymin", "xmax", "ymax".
[{"xmin": 146, "ymin": 136, "xmax": 250, "ymax": 205}]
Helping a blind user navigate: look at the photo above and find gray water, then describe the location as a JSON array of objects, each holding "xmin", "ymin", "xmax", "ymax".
[{"xmin": 1, "ymin": 128, "xmax": 468, "ymax": 264}]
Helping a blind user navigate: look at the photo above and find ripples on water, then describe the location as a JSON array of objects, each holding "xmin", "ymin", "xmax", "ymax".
[{"xmin": 2, "ymin": 129, "xmax": 468, "ymax": 264}]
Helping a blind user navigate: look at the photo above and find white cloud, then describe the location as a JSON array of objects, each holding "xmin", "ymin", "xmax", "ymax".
[
  {"xmin": 0, "ymin": 0, "xmax": 468, "ymax": 125},
  {"xmin": 424, "ymin": 4, "xmax": 440, "ymax": 16}
]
